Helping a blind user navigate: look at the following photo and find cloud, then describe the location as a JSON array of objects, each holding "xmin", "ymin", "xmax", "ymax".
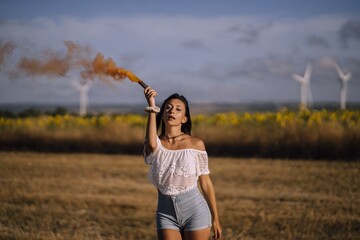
[
  {"xmin": 345, "ymin": 57, "xmax": 360, "ymax": 83},
  {"xmin": 0, "ymin": 14, "xmax": 360, "ymax": 103},
  {"xmin": 226, "ymin": 22, "xmax": 272, "ymax": 45},
  {"xmin": 120, "ymin": 51, "xmax": 146, "ymax": 69},
  {"xmin": 198, "ymin": 55, "xmax": 294, "ymax": 82},
  {"xmin": 347, "ymin": 56, "xmax": 360, "ymax": 69},
  {"xmin": 182, "ymin": 39, "xmax": 204, "ymax": 49},
  {"xmin": 312, "ymin": 56, "xmax": 360, "ymax": 87},
  {"xmin": 304, "ymin": 34, "xmax": 330, "ymax": 49},
  {"xmin": 339, "ymin": 19, "xmax": 360, "ymax": 48}
]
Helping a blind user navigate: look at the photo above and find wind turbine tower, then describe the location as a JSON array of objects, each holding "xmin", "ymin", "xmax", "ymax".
[
  {"xmin": 333, "ymin": 62, "xmax": 352, "ymax": 110},
  {"xmin": 292, "ymin": 63, "xmax": 313, "ymax": 109},
  {"xmin": 72, "ymin": 80, "xmax": 92, "ymax": 116}
]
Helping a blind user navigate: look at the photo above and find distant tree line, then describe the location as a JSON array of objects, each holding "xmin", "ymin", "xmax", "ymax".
[{"xmin": 0, "ymin": 107, "xmax": 69, "ymax": 118}]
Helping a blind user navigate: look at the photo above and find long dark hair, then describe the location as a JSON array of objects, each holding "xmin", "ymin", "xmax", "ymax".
[{"xmin": 156, "ymin": 93, "xmax": 192, "ymax": 136}]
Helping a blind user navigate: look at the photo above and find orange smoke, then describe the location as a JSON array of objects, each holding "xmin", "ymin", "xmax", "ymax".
[
  {"xmin": 4, "ymin": 40, "xmax": 147, "ymax": 87},
  {"xmin": 64, "ymin": 40, "xmax": 92, "ymax": 69},
  {"xmin": 0, "ymin": 41, "xmax": 15, "ymax": 67},
  {"xmin": 81, "ymin": 52, "xmax": 126, "ymax": 80},
  {"xmin": 17, "ymin": 41, "xmax": 92, "ymax": 77},
  {"xmin": 19, "ymin": 50, "xmax": 69, "ymax": 77},
  {"xmin": 77, "ymin": 48, "xmax": 147, "ymax": 88}
]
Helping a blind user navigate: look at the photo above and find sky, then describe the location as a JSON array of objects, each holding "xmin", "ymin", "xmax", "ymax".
[{"xmin": 0, "ymin": 0, "xmax": 360, "ymax": 106}]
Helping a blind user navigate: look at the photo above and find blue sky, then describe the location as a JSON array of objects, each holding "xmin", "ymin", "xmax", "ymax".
[{"xmin": 1, "ymin": 0, "xmax": 360, "ymax": 105}]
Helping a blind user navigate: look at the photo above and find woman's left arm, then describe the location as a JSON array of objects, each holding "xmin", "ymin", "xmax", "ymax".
[{"xmin": 199, "ymin": 174, "xmax": 222, "ymax": 239}]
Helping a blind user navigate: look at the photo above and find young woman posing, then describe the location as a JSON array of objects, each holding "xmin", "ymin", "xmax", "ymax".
[{"xmin": 143, "ymin": 87, "xmax": 222, "ymax": 240}]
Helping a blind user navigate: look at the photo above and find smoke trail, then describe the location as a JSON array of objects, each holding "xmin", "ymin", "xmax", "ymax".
[
  {"xmin": 18, "ymin": 50, "xmax": 70, "ymax": 77},
  {"xmin": 17, "ymin": 41, "xmax": 92, "ymax": 77},
  {"xmin": 81, "ymin": 52, "xmax": 126, "ymax": 81},
  {"xmin": 0, "ymin": 40, "xmax": 144, "ymax": 88},
  {"xmin": 64, "ymin": 40, "xmax": 92, "ymax": 71},
  {"xmin": 0, "ymin": 41, "xmax": 15, "ymax": 67},
  {"xmin": 16, "ymin": 40, "xmax": 128, "ymax": 82}
]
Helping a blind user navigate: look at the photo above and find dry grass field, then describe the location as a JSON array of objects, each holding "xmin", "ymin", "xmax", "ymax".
[{"xmin": 0, "ymin": 152, "xmax": 359, "ymax": 240}]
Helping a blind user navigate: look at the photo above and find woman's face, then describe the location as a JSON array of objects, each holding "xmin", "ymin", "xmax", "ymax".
[{"xmin": 163, "ymin": 98, "xmax": 187, "ymax": 127}]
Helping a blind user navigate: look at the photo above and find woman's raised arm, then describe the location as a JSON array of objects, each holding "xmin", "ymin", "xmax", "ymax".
[{"xmin": 144, "ymin": 87, "xmax": 158, "ymax": 153}]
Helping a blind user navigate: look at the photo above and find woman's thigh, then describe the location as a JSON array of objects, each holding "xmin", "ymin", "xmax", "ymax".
[
  {"xmin": 184, "ymin": 227, "xmax": 211, "ymax": 240},
  {"xmin": 157, "ymin": 229, "xmax": 182, "ymax": 240}
]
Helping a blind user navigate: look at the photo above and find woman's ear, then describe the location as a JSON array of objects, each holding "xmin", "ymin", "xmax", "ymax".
[{"xmin": 182, "ymin": 116, "xmax": 188, "ymax": 124}]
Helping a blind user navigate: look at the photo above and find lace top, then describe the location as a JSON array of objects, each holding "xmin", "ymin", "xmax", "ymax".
[{"xmin": 144, "ymin": 137, "xmax": 210, "ymax": 196}]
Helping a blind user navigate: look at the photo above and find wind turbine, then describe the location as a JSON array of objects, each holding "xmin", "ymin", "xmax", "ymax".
[
  {"xmin": 333, "ymin": 62, "xmax": 352, "ymax": 110},
  {"xmin": 292, "ymin": 63, "xmax": 313, "ymax": 109},
  {"xmin": 72, "ymin": 80, "xmax": 92, "ymax": 116}
]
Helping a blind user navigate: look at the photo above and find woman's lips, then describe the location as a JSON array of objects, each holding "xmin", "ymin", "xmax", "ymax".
[{"xmin": 167, "ymin": 115, "xmax": 175, "ymax": 120}]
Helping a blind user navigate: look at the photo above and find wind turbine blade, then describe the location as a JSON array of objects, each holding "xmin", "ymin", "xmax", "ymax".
[
  {"xmin": 292, "ymin": 74, "xmax": 306, "ymax": 84},
  {"xmin": 333, "ymin": 62, "xmax": 345, "ymax": 79},
  {"xmin": 304, "ymin": 63, "xmax": 312, "ymax": 81},
  {"xmin": 344, "ymin": 73, "xmax": 352, "ymax": 82},
  {"xmin": 83, "ymin": 81, "xmax": 92, "ymax": 91}
]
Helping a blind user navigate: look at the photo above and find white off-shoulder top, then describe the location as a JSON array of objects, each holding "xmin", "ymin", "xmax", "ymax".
[{"xmin": 144, "ymin": 136, "xmax": 210, "ymax": 196}]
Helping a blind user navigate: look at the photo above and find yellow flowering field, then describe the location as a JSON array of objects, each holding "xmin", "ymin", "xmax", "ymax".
[
  {"xmin": 1, "ymin": 109, "xmax": 359, "ymax": 129},
  {"xmin": 0, "ymin": 109, "xmax": 359, "ymax": 159}
]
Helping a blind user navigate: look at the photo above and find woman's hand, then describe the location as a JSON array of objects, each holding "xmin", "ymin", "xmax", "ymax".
[
  {"xmin": 212, "ymin": 219, "xmax": 222, "ymax": 239},
  {"xmin": 144, "ymin": 87, "xmax": 158, "ymax": 107}
]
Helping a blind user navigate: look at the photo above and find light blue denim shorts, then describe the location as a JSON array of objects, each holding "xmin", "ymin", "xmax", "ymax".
[{"xmin": 156, "ymin": 188, "xmax": 212, "ymax": 232}]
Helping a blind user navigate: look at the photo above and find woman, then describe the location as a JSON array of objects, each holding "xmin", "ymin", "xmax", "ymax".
[{"xmin": 143, "ymin": 87, "xmax": 222, "ymax": 240}]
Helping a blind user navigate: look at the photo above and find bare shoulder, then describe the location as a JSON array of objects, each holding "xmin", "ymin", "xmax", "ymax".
[{"xmin": 188, "ymin": 136, "xmax": 206, "ymax": 151}]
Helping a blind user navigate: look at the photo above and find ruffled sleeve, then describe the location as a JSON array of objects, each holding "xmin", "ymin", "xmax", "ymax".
[
  {"xmin": 143, "ymin": 137, "xmax": 160, "ymax": 165},
  {"xmin": 196, "ymin": 151, "xmax": 210, "ymax": 176}
]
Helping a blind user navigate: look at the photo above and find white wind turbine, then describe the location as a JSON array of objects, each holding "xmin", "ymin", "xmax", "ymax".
[
  {"xmin": 72, "ymin": 80, "xmax": 92, "ymax": 116},
  {"xmin": 292, "ymin": 63, "xmax": 313, "ymax": 109},
  {"xmin": 333, "ymin": 62, "xmax": 352, "ymax": 110}
]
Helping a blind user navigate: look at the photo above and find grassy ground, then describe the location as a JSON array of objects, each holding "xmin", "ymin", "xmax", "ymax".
[{"xmin": 0, "ymin": 152, "xmax": 359, "ymax": 240}]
